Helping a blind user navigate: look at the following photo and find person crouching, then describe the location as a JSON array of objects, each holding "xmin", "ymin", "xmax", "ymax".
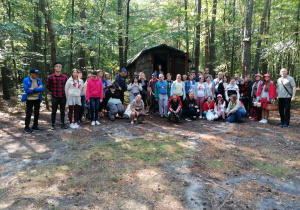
[
  {"xmin": 183, "ymin": 91, "xmax": 200, "ymax": 121},
  {"xmin": 167, "ymin": 94, "xmax": 183, "ymax": 123},
  {"xmin": 226, "ymin": 94, "xmax": 246, "ymax": 123}
]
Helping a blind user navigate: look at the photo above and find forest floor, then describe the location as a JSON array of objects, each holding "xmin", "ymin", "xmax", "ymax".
[{"xmin": 0, "ymin": 92, "xmax": 300, "ymax": 210}]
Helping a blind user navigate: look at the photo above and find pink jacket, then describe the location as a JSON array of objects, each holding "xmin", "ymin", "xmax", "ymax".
[{"xmin": 86, "ymin": 78, "xmax": 103, "ymax": 100}]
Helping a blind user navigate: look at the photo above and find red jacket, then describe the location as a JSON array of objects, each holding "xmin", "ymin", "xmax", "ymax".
[
  {"xmin": 203, "ymin": 101, "xmax": 215, "ymax": 112},
  {"xmin": 256, "ymin": 81, "xmax": 277, "ymax": 99},
  {"xmin": 168, "ymin": 96, "xmax": 183, "ymax": 112}
]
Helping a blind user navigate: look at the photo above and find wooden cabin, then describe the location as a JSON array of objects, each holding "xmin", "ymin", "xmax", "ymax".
[{"xmin": 126, "ymin": 44, "xmax": 189, "ymax": 80}]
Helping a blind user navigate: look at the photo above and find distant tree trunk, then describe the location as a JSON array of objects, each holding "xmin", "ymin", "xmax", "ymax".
[
  {"xmin": 1, "ymin": 64, "xmax": 10, "ymax": 100},
  {"xmin": 41, "ymin": 0, "xmax": 56, "ymax": 65},
  {"xmin": 243, "ymin": 0, "xmax": 254, "ymax": 77},
  {"xmin": 123, "ymin": 0, "xmax": 131, "ymax": 68},
  {"xmin": 185, "ymin": 0, "xmax": 189, "ymax": 56},
  {"xmin": 230, "ymin": 0, "xmax": 236, "ymax": 77},
  {"xmin": 209, "ymin": 0, "xmax": 217, "ymax": 72},
  {"xmin": 204, "ymin": 0, "xmax": 209, "ymax": 67},
  {"xmin": 291, "ymin": 0, "xmax": 300, "ymax": 77},
  {"xmin": 70, "ymin": 0, "xmax": 75, "ymax": 70},
  {"xmin": 33, "ymin": 0, "xmax": 42, "ymax": 72},
  {"xmin": 79, "ymin": 0, "xmax": 87, "ymax": 79},
  {"xmin": 194, "ymin": 0, "xmax": 201, "ymax": 72},
  {"xmin": 118, "ymin": 0, "xmax": 124, "ymax": 70},
  {"xmin": 223, "ymin": 0, "xmax": 227, "ymax": 64},
  {"xmin": 253, "ymin": 0, "xmax": 270, "ymax": 73}
]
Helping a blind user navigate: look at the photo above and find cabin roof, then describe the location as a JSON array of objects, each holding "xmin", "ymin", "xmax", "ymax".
[{"xmin": 126, "ymin": 44, "xmax": 185, "ymax": 68}]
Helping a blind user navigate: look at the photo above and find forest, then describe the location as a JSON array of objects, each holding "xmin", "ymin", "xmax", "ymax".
[{"xmin": 0, "ymin": 0, "xmax": 300, "ymax": 100}]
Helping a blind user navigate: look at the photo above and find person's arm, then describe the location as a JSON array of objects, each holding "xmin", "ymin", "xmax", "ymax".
[
  {"xmin": 138, "ymin": 83, "xmax": 143, "ymax": 91},
  {"xmin": 168, "ymin": 100, "xmax": 173, "ymax": 112},
  {"xmin": 170, "ymin": 82, "xmax": 175, "ymax": 96},
  {"xmin": 155, "ymin": 83, "xmax": 159, "ymax": 99},
  {"xmin": 46, "ymin": 75, "xmax": 51, "ymax": 91},
  {"xmin": 236, "ymin": 87, "xmax": 240, "ymax": 100},
  {"xmin": 34, "ymin": 78, "xmax": 44, "ymax": 92},
  {"xmin": 86, "ymin": 81, "xmax": 91, "ymax": 102},
  {"xmin": 23, "ymin": 78, "xmax": 34, "ymax": 94},
  {"xmin": 203, "ymin": 102, "xmax": 208, "ymax": 111},
  {"xmin": 127, "ymin": 83, "xmax": 133, "ymax": 91},
  {"xmin": 65, "ymin": 80, "xmax": 70, "ymax": 97},
  {"xmin": 225, "ymin": 86, "xmax": 229, "ymax": 101},
  {"xmin": 182, "ymin": 83, "xmax": 186, "ymax": 100},
  {"xmin": 100, "ymin": 80, "xmax": 103, "ymax": 101},
  {"xmin": 229, "ymin": 101, "xmax": 241, "ymax": 114},
  {"xmin": 211, "ymin": 84, "xmax": 215, "ymax": 96},
  {"xmin": 292, "ymin": 86, "xmax": 296, "ymax": 102}
]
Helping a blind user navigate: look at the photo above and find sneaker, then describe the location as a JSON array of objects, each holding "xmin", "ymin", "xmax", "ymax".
[
  {"xmin": 51, "ymin": 124, "xmax": 56, "ymax": 130},
  {"xmin": 91, "ymin": 121, "xmax": 96, "ymax": 126},
  {"xmin": 70, "ymin": 123, "xmax": 74, "ymax": 128},
  {"xmin": 282, "ymin": 124, "xmax": 289, "ymax": 128},
  {"xmin": 61, "ymin": 123, "xmax": 68, "ymax": 129},
  {"xmin": 32, "ymin": 127, "xmax": 42, "ymax": 131},
  {"xmin": 24, "ymin": 128, "xmax": 33, "ymax": 134},
  {"xmin": 259, "ymin": 119, "xmax": 265, "ymax": 123},
  {"xmin": 193, "ymin": 116, "xmax": 196, "ymax": 119},
  {"xmin": 248, "ymin": 116, "xmax": 252, "ymax": 119},
  {"xmin": 160, "ymin": 115, "xmax": 164, "ymax": 118},
  {"xmin": 165, "ymin": 115, "xmax": 168, "ymax": 118},
  {"xmin": 277, "ymin": 122, "xmax": 283, "ymax": 126},
  {"xmin": 250, "ymin": 117, "xmax": 257, "ymax": 121},
  {"xmin": 95, "ymin": 121, "xmax": 101, "ymax": 125},
  {"xmin": 199, "ymin": 115, "xmax": 202, "ymax": 119},
  {"xmin": 185, "ymin": 118, "xmax": 192, "ymax": 122},
  {"xmin": 131, "ymin": 120, "xmax": 134, "ymax": 124},
  {"xmin": 74, "ymin": 123, "xmax": 79, "ymax": 128}
]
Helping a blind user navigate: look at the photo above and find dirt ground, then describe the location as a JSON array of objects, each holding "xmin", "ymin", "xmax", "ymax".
[{"xmin": 0, "ymin": 95, "xmax": 299, "ymax": 210}]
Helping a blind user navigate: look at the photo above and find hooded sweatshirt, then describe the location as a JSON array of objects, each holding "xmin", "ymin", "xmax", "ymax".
[
  {"xmin": 65, "ymin": 77, "xmax": 83, "ymax": 97},
  {"xmin": 86, "ymin": 77, "xmax": 103, "ymax": 100}
]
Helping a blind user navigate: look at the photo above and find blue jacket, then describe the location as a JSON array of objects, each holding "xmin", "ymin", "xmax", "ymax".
[
  {"xmin": 22, "ymin": 76, "xmax": 44, "ymax": 102},
  {"xmin": 185, "ymin": 80, "xmax": 196, "ymax": 94}
]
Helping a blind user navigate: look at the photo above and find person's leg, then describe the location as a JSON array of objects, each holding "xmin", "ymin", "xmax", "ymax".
[
  {"xmin": 25, "ymin": 100, "xmax": 34, "ymax": 129},
  {"xmin": 284, "ymin": 98, "xmax": 291, "ymax": 126},
  {"xmin": 158, "ymin": 95, "xmax": 163, "ymax": 115},
  {"xmin": 117, "ymin": 103, "xmax": 125, "ymax": 116},
  {"xmin": 199, "ymin": 97, "xmax": 205, "ymax": 116},
  {"xmin": 32, "ymin": 99, "xmax": 40, "ymax": 128},
  {"xmin": 278, "ymin": 98, "xmax": 284, "ymax": 124},
  {"xmin": 142, "ymin": 93, "xmax": 147, "ymax": 108},
  {"xmin": 60, "ymin": 97, "xmax": 66, "ymax": 124},
  {"xmin": 78, "ymin": 95, "xmax": 85, "ymax": 122},
  {"xmin": 163, "ymin": 95, "xmax": 168, "ymax": 115},
  {"xmin": 149, "ymin": 95, "xmax": 154, "ymax": 114},
  {"xmin": 94, "ymin": 97, "xmax": 100, "ymax": 121},
  {"xmin": 265, "ymin": 110, "xmax": 270, "ymax": 120},
  {"xmin": 130, "ymin": 112, "xmax": 136, "ymax": 121},
  {"xmin": 107, "ymin": 103, "xmax": 117, "ymax": 120},
  {"xmin": 221, "ymin": 109, "xmax": 226, "ymax": 119},
  {"xmin": 90, "ymin": 97, "xmax": 95, "ymax": 122},
  {"xmin": 74, "ymin": 104, "xmax": 79, "ymax": 123},
  {"xmin": 51, "ymin": 97, "xmax": 59, "ymax": 125},
  {"xmin": 69, "ymin": 105, "xmax": 74, "ymax": 123},
  {"xmin": 120, "ymin": 91, "xmax": 124, "ymax": 104},
  {"xmin": 228, "ymin": 113, "xmax": 237, "ymax": 122}
]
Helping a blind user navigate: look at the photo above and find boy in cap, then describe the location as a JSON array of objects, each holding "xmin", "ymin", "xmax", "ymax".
[
  {"xmin": 148, "ymin": 72, "xmax": 159, "ymax": 116},
  {"xmin": 22, "ymin": 68, "xmax": 44, "ymax": 133}
]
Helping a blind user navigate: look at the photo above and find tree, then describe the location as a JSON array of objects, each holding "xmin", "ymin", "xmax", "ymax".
[{"xmin": 194, "ymin": 0, "xmax": 201, "ymax": 72}]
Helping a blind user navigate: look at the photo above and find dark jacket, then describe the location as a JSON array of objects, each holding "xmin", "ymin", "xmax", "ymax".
[
  {"xmin": 183, "ymin": 97, "xmax": 197, "ymax": 110},
  {"xmin": 114, "ymin": 74, "xmax": 127, "ymax": 91},
  {"xmin": 103, "ymin": 89, "xmax": 121, "ymax": 107}
]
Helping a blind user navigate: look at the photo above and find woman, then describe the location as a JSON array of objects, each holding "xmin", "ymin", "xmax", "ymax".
[
  {"xmin": 97, "ymin": 70, "xmax": 107, "ymax": 117},
  {"xmin": 182, "ymin": 74, "xmax": 187, "ymax": 83},
  {"xmin": 249, "ymin": 74, "xmax": 263, "ymax": 121},
  {"xmin": 65, "ymin": 69, "xmax": 83, "ymax": 129},
  {"xmin": 128, "ymin": 75, "xmax": 143, "ymax": 102},
  {"xmin": 130, "ymin": 94, "xmax": 146, "ymax": 124},
  {"xmin": 226, "ymin": 94, "xmax": 246, "ymax": 123},
  {"xmin": 139, "ymin": 72, "xmax": 148, "ymax": 107},
  {"xmin": 195, "ymin": 76, "xmax": 207, "ymax": 118},
  {"xmin": 204, "ymin": 76, "xmax": 214, "ymax": 100},
  {"xmin": 171, "ymin": 74, "xmax": 186, "ymax": 102},
  {"xmin": 214, "ymin": 94, "xmax": 226, "ymax": 122},
  {"xmin": 256, "ymin": 74, "xmax": 277, "ymax": 123},
  {"xmin": 86, "ymin": 71, "xmax": 103, "ymax": 126},
  {"xmin": 203, "ymin": 96, "xmax": 215, "ymax": 118},
  {"xmin": 218, "ymin": 75, "xmax": 228, "ymax": 100},
  {"xmin": 225, "ymin": 77, "xmax": 240, "ymax": 102},
  {"xmin": 104, "ymin": 72, "xmax": 112, "ymax": 94}
]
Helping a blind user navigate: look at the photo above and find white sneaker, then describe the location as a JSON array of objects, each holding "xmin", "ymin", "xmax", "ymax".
[
  {"xmin": 185, "ymin": 118, "xmax": 192, "ymax": 122},
  {"xmin": 69, "ymin": 123, "xmax": 75, "ymax": 128},
  {"xmin": 262, "ymin": 119, "xmax": 268, "ymax": 123},
  {"xmin": 259, "ymin": 119, "xmax": 267, "ymax": 123},
  {"xmin": 74, "ymin": 123, "xmax": 79, "ymax": 128},
  {"xmin": 131, "ymin": 120, "xmax": 134, "ymax": 124},
  {"xmin": 193, "ymin": 116, "xmax": 196, "ymax": 119},
  {"xmin": 95, "ymin": 121, "xmax": 101, "ymax": 125},
  {"xmin": 199, "ymin": 115, "xmax": 203, "ymax": 119},
  {"xmin": 249, "ymin": 116, "xmax": 252, "ymax": 119},
  {"xmin": 91, "ymin": 121, "xmax": 96, "ymax": 126}
]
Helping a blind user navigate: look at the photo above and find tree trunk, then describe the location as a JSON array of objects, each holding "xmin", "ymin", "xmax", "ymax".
[
  {"xmin": 1, "ymin": 64, "xmax": 11, "ymax": 100},
  {"xmin": 79, "ymin": 0, "xmax": 87, "ymax": 79},
  {"xmin": 70, "ymin": 0, "xmax": 75, "ymax": 70},
  {"xmin": 185, "ymin": 0, "xmax": 189, "ymax": 56},
  {"xmin": 244, "ymin": 0, "xmax": 254, "ymax": 76},
  {"xmin": 230, "ymin": 0, "xmax": 236, "ymax": 77},
  {"xmin": 291, "ymin": 0, "xmax": 300, "ymax": 77},
  {"xmin": 33, "ymin": 0, "xmax": 42, "ymax": 72},
  {"xmin": 204, "ymin": 0, "xmax": 209, "ymax": 67},
  {"xmin": 41, "ymin": 0, "xmax": 56, "ymax": 65},
  {"xmin": 209, "ymin": 0, "xmax": 217, "ymax": 71},
  {"xmin": 253, "ymin": 0, "xmax": 270, "ymax": 73},
  {"xmin": 123, "ymin": 0, "xmax": 131, "ymax": 68},
  {"xmin": 118, "ymin": 0, "xmax": 124, "ymax": 70},
  {"xmin": 194, "ymin": 0, "xmax": 201, "ymax": 72}
]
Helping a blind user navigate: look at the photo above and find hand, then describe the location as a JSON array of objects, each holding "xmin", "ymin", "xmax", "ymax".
[
  {"xmin": 155, "ymin": 99, "xmax": 158, "ymax": 101},
  {"xmin": 195, "ymin": 106, "xmax": 198, "ymax": 109},
  {"xmin": 134, "ymin": 83, "xmax": 138, "ymax": 87},
  {"xmin": 87, "ymin": 100, "xmax": 90, "ymax": 103},
  {"xmin": 100, "ymin": 100, "xmax": 102, "ymax": 103},
  {"xmin": 38, "ymin": 85, "xmax": 42, "ymax": 88},
  {"xmin": 119, "ymin": 87, "xmax": 122, "ymax": 91},
  {"xmin": 29, "ymin": 88, "xmax": 34, "ymax": 91},
  {"xmin": 136, "ymin": 111, "xmax": 139, "ymax": 116},
  {"xmin": 291, "ymin": 97, "xmax": 295, "ymax": 102}
]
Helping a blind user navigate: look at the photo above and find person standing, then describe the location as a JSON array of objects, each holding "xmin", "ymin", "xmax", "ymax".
[
  {"xmin": 249, "ymin": 74, "xmax": 263, "ymax": 121},
  {"xmin": 185, "ymin": 73, "xmax": 196, "ymax": 97},
  {"xmin": 244, "ymin": 74, "xmax": 254, "ymax": 115},
  {"xmin": 225, "ymin": 77, "xmax": 240, "ymax": 102},
  {"xmin": 204, "ymin": 76, "xmax": 215, "ymax": 100},
  {"xmin": 238, "ymin": 79, "xmax": 250, "ymax": 116},
  {"xmin": 77, "ymin": 71, "xmax": 86, "ymax": 124},
  {"xmin": 139, "ymin": 72, "xmax": 148, "ymax": 107},
  {"xmin": 128, "ymin": 75, "xmax": 143, "ymax": 102},
  {"xmin": 277, "ymin": 68, "xmax": 296, "ymax": 128},
  {"xmin": 171, "ymin": 74, "xmax": 186, "ymax": 102},
  {"xmin": 148, "ymin": 73, "xmax": 159, "ymax": 116},
  {"xmin": 46, "ymin": 62, "xmax": 68, "ymax": 130},
  {"xmin": 155, "ymin": 74, "xmax": 168, "ymax": 118},
  {"xmin": 22, "ymin": 68, "xmax": 44, "ymax": 133},
  {"xmin": 195, "ymin": 76, "xmax": 207, "ymax": 118},
  {"xmin": 203, "ymin": 68, "xmax": 214, "ymax": 82},
  {"xmin": 218, "ymin": 75, "xmax": 228, "ymax": 100},
  {"xmin": 166, "ymin": 73, "xmax": 173, "ymax": 99},
  {"xmin": 214, "ymin": 71, "xmax": 223, "ymax": 96},
  {"xmin": 114, "ymin": 68, "xmax": 127, "ymax": 104},
  {"xmin": 86, "ymin": 71, "xmax": 103, "ymax": 125}
]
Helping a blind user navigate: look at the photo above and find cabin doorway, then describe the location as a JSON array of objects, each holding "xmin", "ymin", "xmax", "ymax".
[{"xmin": 153, "ymin": 53, "xmax": 168, "ymax": 77}]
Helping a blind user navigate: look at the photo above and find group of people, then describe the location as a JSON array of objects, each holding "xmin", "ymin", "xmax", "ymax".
[{"xmin": 22, "ymin": 63, "xmax": 296, "ymax": 134}]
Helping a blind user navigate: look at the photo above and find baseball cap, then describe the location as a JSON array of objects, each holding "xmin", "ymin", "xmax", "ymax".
[
  {"xmin": 30, "ymin": 68, "xmax": 41, "ymax": 75},
  {"xmin": 121, "ymin": 68, "xmax": 127, "ymax": 72},
  {"xmin": 152, "ymin": 73, "xmax": 157, "ymax": 76}
]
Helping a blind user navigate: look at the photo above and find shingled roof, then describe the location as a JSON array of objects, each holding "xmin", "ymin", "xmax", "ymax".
[{"xmin": 126, "ymin": 44, "xmax": 185, "ymax": 67}]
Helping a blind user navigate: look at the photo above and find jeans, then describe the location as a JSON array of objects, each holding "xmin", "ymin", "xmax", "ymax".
[
  {"xmin": 25, "ymin": 99, "xmax": 40, "ymax": 129},
  {"xmin": 228, "ymin": 109, "xmax": 246, "ymax": 122},
  {"xmin": 51, "ymin": 96, "xmax": 66, "ymax": 125},
  {"xmin": 107, "ymin": 103, "xmax": 125, "ymax": 120},
  {"xmin": 183, "ymin": 108, "xmax": 199, "ymax": 118},
  {"xmin": 90, "ymin": 97, "xmax": 100, "ymax": 121},
  {"xmin": 279, "ymin": 98, "xmax": 291, "ymax": 125},
  {"xmin": 78, "ymin": 95, "xmax": 85, "ymax": 122},
  {"xmin": 159, "ymin": 94, "xmax": 168, "ymax": 115},
  {"xmin": 168, "ymin": 110, "xmax": 182, "ymax": 119}
]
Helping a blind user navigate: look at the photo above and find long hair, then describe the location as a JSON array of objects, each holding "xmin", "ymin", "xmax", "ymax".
[
  {"xmin": 130, "ymin": 75, "xmax": 140, "ymax": 85},
  {"xmin": 263, "ymin": 78, "xmax": 271, "ymax": 92}
]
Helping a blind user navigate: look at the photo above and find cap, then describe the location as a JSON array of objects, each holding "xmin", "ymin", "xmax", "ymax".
[
  {"xmin": 120, "ymin": 68, "xmax": 127, "ymax": 72},
  {"xmin": 152, "ymin": 73, "xmax": 157, "ymax": 76},
  {"xmin": 110, "ymin": 84, "xmax": 115, "ymax": 89},
  {"xmin": 190, "ymin": 70, "xmax": 196, "ymax": 73},
  {"xmin": 217, "ymin": 94, "xmax": 222, "ymax": 98},
  {"xmin": 254, "ymin": 74, "xmax": 262, "ymax": 78},
  {"xmin": 30, "ymin": 68, "xmax": 41, "ymax": 75},
  {"xmin": 263, "ymin": 74, "xmax": 270, "ymax": 77}
]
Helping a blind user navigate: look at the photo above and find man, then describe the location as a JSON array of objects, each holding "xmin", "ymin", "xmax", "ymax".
[
  {"xmin": 214, "ymin": 71, "xmax": 223, "ymax": 95},
  {"xmin": 277, "ymin": 68, "xmax": 296, "ymax": 128},
  {"xmin": 166, "ymin": 73, "xmax": 173, "ymax": 98},
  {"xmin": 238, "ymin": 79, "xmax": 250, "ymax": 115},
  {"xmin": 244, "ymin": 74, "xmax": 254, "ymax": 114},
  {"xmin": 114, "ymin": 68, "xmax": 127, "ymax": 104},
  {"xmin": 103, "ymin": 85, "xmax": 125, "ymax": 121},
  {"xmin": 22, "ymin": 68, "xmax": 44, "ymax": 134},
  {"xmin": 167, "ymin": 94, "xmax": 183, "ymax": 123},
  {"xmin": 185, "ymin": 73, "xmax": 196, "ymax": 97},
  {"xmin": 46, "ymin": 62, "xmax": 68, "ymax": 130},
  {"xmin": 203, "ymin": 68, "xmax": 214, "ymax": 82},
  {"xmin": 183, "ymin": 91, "xmax": 199, "ymax": 121},
  {"xmin": 155, "ymin": 74, "xmax": 168, "ymax": 118},
  {"xmin": 190, "ymin": 70, "xmax": 197, "ymax": 82},
  {"xmin": 77, "ymin": 71, "xmax": 85, "ymax": 124},
  {"xmin": 148, "ymin": 73, "xmax": 158, "ymax": 116},
  {"xmin": 235, "ymin": 73, "xmax": 243, "ymax": 85}
]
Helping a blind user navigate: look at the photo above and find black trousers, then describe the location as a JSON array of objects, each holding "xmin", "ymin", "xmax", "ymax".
[
  {"xmin": 279, "ymin": 98, "xmax": 291, "ymax": 126},
  {"xmin": 51, "ymin": 96, "xmax": 66, "ymax": 125},
  {"xmin": 25, "ymin": 99, "xmax": 40, "ymax": 129},
  {"xmin": 149, "ymin": 94, "xmax": 158, "ymax": 114},
  {"xmin": 119, "ymin": 91, "xmax": 125, "ymax": 104}
]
